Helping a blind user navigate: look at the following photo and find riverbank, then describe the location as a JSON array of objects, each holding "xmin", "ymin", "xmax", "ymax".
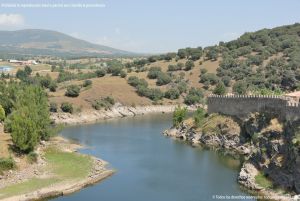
[
  {"xmin": 163, "ymin": 114, "xmax": 299, "ymax": 201},
  {"xmin": 51, "ymin": 104, "xmax": 197, "ymax": 125},
  {"xmin": 0, "ymin": 136, "xmax": 114, "ymax": 201}
]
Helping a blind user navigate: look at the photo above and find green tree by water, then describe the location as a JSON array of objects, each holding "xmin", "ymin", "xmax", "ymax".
[{"xmin": 173, "ymin": 106, "xmax": 187, "ymax": 127}]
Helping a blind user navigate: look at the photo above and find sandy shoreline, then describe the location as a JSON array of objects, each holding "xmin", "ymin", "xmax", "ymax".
[{"xmin": 0, "ymin": 136, "xmax": 115, "ymax": 201}]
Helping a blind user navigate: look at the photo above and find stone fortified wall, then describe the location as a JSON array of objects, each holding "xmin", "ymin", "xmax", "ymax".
[{"xmin": 207, "ymin": 95, "xmax": 300, "ymax": 120}]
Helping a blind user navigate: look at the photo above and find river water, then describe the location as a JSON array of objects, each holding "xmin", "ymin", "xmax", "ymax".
[{"xmin": 53, "ymin": 114, "xmax": 253, "ymax": 201}]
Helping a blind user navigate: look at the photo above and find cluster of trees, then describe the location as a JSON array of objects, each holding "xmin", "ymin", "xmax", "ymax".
[
  {"xmin": 1, "ymin": 82, "xmax": 52, "ymax": 153},
  {"xmin": 214, "ymin": 23, "xmax": 300, "ymax": 94},
  {"xmin": 147, "ymin": 67, "xmax": 172, "ymax": 86}
]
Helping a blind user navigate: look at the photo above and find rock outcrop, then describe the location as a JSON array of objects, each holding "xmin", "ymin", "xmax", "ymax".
[{"xmin": 163, "ymin": 112, "xmax": 300, "ymax": 200}]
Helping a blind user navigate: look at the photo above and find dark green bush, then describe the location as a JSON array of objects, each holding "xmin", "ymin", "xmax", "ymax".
[
  {"xmin": 147, "ymin": 67, "xmax": 162, "ymax": 79},
  {"xmin": 0, "ymin": 157, "xmax": 15, "ymax": 173},
  {"xmin": 61, "ymin": 102, "xmax": 73, "ymax": 113},
  {"xmin": 165, "ymin": 88, "xmax": 180, "ymax": 100},
  {"xmin": 95, "ymin": 69, "xmax": 106, "ymax": 77},
  {"xmin": 65, "ymin": 85, "xmax": 80, "ymax": 97},
  {"xmin": 156, "ymin": 72, "xmax": 172, "ymax": 86},
  {"xmin": 83, "ymin": 80, "xmax": 92, "ymax": 87},
  {"xmin": 50, "ymin": 102, "xmax": 58, "ymax": 112}
]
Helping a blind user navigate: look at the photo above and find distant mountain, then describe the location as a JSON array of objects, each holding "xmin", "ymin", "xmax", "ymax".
[{"xmin": 0, "ymin": 29, "xmax": 133, "ymax": 58}]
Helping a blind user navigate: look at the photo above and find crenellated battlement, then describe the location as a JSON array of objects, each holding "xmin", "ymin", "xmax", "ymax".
[{"xmin": 207, "ymin": 94, "xmax": 300, "ymax": 120}]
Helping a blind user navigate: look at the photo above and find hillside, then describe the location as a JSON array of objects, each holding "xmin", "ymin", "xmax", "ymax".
[{"xmin": 0, "ymin": 29, "xmax": 132, "ymax": 58}]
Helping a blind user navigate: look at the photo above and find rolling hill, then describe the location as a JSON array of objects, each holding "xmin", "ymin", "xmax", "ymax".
[{"xmin": 0, "ymin": 29, "xmax": 132, "ymax": 58}]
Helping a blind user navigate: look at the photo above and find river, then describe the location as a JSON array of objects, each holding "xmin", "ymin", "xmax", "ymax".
[{"xmin": 53, "ymin": 114, "xmax": 254, "ymax": 201}]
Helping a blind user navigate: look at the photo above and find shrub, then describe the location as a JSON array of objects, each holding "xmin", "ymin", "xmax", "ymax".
[
  {"xmin": 95, "ymin": 69, "xmax": 106, "ymax": 77},
  {"xmin": 83, "ymin": 80, "xmax": 92, "ymax": 87},
  {"xmin": 173, "ymin": 106, "xmax": 187, "ymax": 127},
  {"xmin": 185, "ymin": 60, "xmax": 195, "ymax": 71},
  {"xmin": 177, "ymin": 81, "xmax": 188, "ymax": 93},
  {"xmin": 92, "ymin": 96, "xmax": 115, "ymax": 110},
  {"xmin": 120, "ymin": 70, "xmax": 127, "ymax": 78},
  {"xmin": 49, "ymin": 102, "xmax": 58, "ymax": 112},
  {"xmin": 156, "ymin": 72, "xmax": 172, "ymax": 86},
  {"xmin": 146, "ymin": 88, "xmax": 164, "ymax": 101},
  {"xmin": 233, "ymin": 80, "xmax": 247, "ymax": 95},
  {"xmin": 213, "ymin": 82, "xmax": 226, "ymax": 95},
  {"xmin": 61, "ymin": 102, "xmax": 73, "ymax": 113},
  {"xmin": 127, "ymin": 76, "xmax": 148, "ymax": 88},
  {"xmin": 147, "ymin": 66, "xmax": 162, "ymax": 79},
  {"xmin": 0, "ymin": 157, "xmax": 15, "ymax": 173},
  {"xmin": 27, "ymin": 152, "xmax": 38, "ymax": 164},
  {"xmin": 200, "ymin": 68, "xmax": 208, "ymax": 74},
  {"xmin": 65, "ymin": 85, "xmax": 80, "ymax": 97},
  {"xmin": 165, "ymin": 88, "xmax": 180, "ymax": 100},
  {"xmin": 0, "ymin": 105, "xmax": 5, "ymax": 122},
  {"xmin": 193, "ymin": 108, "xmax": 206, "ymax": 127},
  {"xmin": 184, "ymin": 88, "xmax": 204, "ymax": 105},
  {"xmin": 221, "ymin": 76, "xmax": 231, "ymax": 87},
  {"xmin": 200, "ymin": 73, "xmax": 219, "ymax": 85},
  {"xmin": 49, "ymin": 82, "xmax": 57, "ymax": 92},
  {"xmin": 110, "ymin": 66, "xmax": 122, "ymax": 76}
]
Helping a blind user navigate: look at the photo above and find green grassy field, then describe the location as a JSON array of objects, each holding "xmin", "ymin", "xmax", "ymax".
[{"xmin": 0, "ymin": 147, "xmax": 93, "ymax": 199}]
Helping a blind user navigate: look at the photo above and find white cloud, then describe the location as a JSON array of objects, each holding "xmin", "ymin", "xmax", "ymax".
[{"xmin": 0, "ymin": 14, "xmax": 24, "ymax": 26}]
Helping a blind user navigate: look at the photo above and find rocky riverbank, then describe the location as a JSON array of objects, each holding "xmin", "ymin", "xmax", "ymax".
[
  {"xmin": 0, "ymin": 136, "xmax": 114, "ymax": 201},
  {"xmin": 163, "ymin": 113, "xmax": 300, "ymax": 201},
  {"xmin": 51, "ymin": 104, "xmax": 196, "ymax": 125}
]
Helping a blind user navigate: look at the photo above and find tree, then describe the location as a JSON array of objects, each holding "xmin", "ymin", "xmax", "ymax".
[
  {"xmin": 0, "ymin": 105, "xmax": 5, "ymax": 121},
  {"xmin": 185, "ymin": 60, "xmax": 195, "ymax": 71},
  {"xmin": 213, "ymin": 82, "xmax": 226, "ymax": 95},
  {"xmin": 233, "ymin": 80, "xmax": 247, "ymax": 95},
  {"xmin": 173, "ymin": 106, "xmax": 187, "ymax": 127},
  {"xmin": 10, "ymin": 108, "xmax": 39, "ymax": 153},
  {"xmin": 9, "ymin": 86, "xmax": 51, "ymax": 152},
  {"xmin": 24, "ymin": 66, "xmax": 32, "ymax": 75},
  {"xmin": 206, "ymin": 48, "xmax": 218, "ymax": 61},
  {"xmin": 177, "ymin": 49, "xmax": 187, "ymax": 59},
  {"xmin": 65, "ymin": 85, "xmax": 80, "ymax": 97}
]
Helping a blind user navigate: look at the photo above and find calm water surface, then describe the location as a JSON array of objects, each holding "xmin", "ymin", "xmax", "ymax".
[{"xmin": 53, "ymin": 114, "xmax": 253, "ymax": 201}]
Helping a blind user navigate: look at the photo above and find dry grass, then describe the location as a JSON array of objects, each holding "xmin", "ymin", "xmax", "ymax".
[{"xmin": 0, "ymin": 125, "xmax": 11, "ymax": 158}]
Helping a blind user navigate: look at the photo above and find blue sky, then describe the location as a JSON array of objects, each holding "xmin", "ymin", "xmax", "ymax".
[{"xmin": 0, "ymin": 0, "xmax": 300, "ymax": 53}]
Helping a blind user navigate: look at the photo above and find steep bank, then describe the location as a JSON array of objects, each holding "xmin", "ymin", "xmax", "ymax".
[
  {"xmin": 51, "ymin": 104, "xmax": 196, "ymax": 125},
  {"xmin": 0, "ymin": 137, "xmax": 114, "ymax": 201},
  {"xmin": 163, "ymin": 113, "xmax": 300, "ymax": 201}
]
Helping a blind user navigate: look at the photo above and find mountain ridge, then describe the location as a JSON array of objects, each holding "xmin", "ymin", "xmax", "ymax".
[{"xmin": 0, "ymin": 29, "xmax": 133, "ymax": 58}]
